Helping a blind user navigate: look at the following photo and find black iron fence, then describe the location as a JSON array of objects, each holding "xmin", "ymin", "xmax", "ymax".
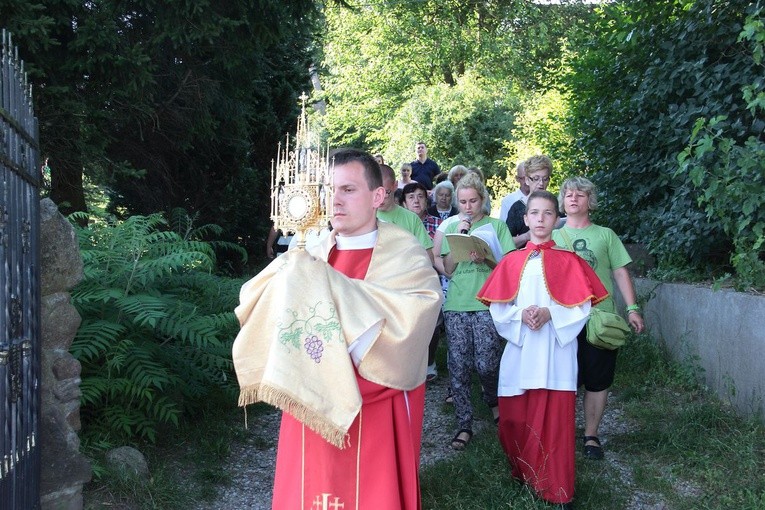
[{"xmin": 1, "ymin": 29, "xmax": 41, "ymax": 509}]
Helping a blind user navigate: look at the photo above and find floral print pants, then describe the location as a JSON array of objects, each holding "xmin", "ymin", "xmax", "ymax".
[{"xmin": 444, "ymin": 310, "xmax": 503, "ymax": 431}]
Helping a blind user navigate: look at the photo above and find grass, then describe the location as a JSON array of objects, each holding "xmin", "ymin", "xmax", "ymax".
[
  {"xmin": 81, "ymin": 332, "xmax": 765, "ymax": 509},
  {"xmin": 82, "ymin": 399, "xmax": 268, "ymax": 510},
  {"xmin": 419, "ymin": 333, "xmax": 765, "ymax": 509}
]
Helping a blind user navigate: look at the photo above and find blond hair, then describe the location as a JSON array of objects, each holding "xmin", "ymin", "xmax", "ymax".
[
  {"xmin": 559, "ymin": 176, "xmax": 598, "ymax": 214},
  {"xmin": 525, "ymin": 155, "xmax": 553, "ymax": 177},
  {"xmin": 455, "ymin": 171, "xmax": 489, "ymax": 206}
]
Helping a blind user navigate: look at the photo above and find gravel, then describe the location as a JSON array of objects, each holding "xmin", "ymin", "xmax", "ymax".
[
  {"xmin": 190, "ymin": 373, "xmax": 488, "ymax": 510},
  {"xmin": 192, "ymin": 379, "xmax": 675, "ymax": 510}
]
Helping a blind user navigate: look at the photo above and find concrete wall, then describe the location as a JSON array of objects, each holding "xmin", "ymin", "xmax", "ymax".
[{"xmin": 634, "ymin": 278, "xmax": 765, "ymax": 423}]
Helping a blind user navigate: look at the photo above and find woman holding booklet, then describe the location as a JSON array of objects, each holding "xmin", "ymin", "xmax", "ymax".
[{"xmin": 440, "ymin": 172, "xmax": 515, "ymax": 450}]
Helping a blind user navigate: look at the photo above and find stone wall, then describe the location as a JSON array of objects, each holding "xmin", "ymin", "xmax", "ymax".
[{"xmin": 39, "ymin": 198, "xmax": 91, "ymax": 510}]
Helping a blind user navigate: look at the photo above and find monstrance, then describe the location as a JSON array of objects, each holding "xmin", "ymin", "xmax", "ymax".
[{"xmin": 270, "ymin": 93, "xmax": 332, "ymax": 249}]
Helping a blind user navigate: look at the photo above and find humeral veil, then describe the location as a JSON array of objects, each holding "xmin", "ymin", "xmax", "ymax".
[{"xmin": 232, "ymin": 222, "xmax": 442, "ymax": 509}]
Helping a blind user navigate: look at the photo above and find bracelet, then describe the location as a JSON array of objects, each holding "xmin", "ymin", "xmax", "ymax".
[
  {"xmin": 626, "ymin": 304, "xmax": 640, "ymax": 312},
  {"xmin": 627, "ymin": 309, "xmax": 641, "ymax": 315}
]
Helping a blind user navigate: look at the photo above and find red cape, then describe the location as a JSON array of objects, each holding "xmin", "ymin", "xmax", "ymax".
[{"xmin": 477, "ymin": 240, "xmax": 608, "ymax": 307}]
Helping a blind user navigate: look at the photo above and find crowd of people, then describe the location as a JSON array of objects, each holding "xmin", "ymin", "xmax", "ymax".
[{"xmin": 248, "ymin": 145, "xmax": 645, "ymax": 510}]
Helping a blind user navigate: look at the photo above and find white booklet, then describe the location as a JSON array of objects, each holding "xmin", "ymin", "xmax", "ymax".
[{"xmin": 445, "ymin": 224, "xmax": 504, "ymax": 266}]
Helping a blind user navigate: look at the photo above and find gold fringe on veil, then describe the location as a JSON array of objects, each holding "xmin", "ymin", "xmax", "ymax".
[
  {"xmin": 238, "ymin": 384, "xmax": 349, "ymax": 449},
  {"xmin": 232, "ymin": 223, "xmax": 444, "ymax": 449}
]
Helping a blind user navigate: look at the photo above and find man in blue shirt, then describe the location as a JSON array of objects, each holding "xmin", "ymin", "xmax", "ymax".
[{"xmin": 410, "ymin": 141, "xmax": 440, "ymax": 191}]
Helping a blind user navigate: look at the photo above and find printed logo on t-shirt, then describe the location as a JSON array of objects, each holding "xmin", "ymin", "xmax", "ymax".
[{"xmin": 572, "ymin": 238, "xmax": 597, "ymax": 270}]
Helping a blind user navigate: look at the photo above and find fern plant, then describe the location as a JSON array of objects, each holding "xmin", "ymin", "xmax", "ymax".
[{"xmin": 69, "ymin": 211, "xmax": 244, "ymax": 443}]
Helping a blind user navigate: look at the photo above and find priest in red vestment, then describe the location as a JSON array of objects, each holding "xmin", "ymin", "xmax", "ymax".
[
  {"xmin": 477, "ymin": 191, "xmax": 608, "ymax": 509},
  {"xmin": 233, "ymin": 149, "xmax": 443, "ymax": 510}
]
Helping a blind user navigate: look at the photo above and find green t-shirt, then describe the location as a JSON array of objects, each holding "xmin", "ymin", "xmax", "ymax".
[
  {"xmin": 377, "ymin": 205, "xmax": 434, "ymax": 250},
  {"xmin": 442, "ymin": 216, "xmax": 515, "ymax": 312},
  {"xmin": 552, "ymin": 223, "xmax": 632, "ymax": 312}
]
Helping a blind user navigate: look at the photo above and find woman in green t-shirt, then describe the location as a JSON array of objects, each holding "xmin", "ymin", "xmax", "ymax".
[
  {"xmin": 553, "ymin": 176, "xmax": 645, "ymax": 461},
  {"xmin": 441, "ymin": 172, "xmax": 515, "ymax": 450}
]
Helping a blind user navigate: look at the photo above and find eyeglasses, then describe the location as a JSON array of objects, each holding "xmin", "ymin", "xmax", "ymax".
[
  {"xmin": 527, "ymin": 175, "xmax": 551, "ymax": 184},
  {"xmin": 385, "ymin": 189, "xmax": 393, "ymax": 196}
]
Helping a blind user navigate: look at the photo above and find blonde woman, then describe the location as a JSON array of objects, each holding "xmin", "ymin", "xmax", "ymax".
[
  {"xmin": 398, "ymin": 163, "xmax": 415, "ymax": 189},
  {"xmin": 553, "ymin": 176, "xmax": 645, "ymax": 461},
  {"xmin": 440, "ymin": 172, "xmax": 515, "ymax": 449},
  {"xmin": 506, "ymin": 155, "xmax": 554, "ymax": 249}
]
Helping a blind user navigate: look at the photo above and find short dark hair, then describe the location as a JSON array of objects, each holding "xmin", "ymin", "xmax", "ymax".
[
  {"xmin": 525, "ymin": 190, "xmax": 559, "ymax": 216},
  {"xmin": 379, "ymin": 163, "xmax": 396, "ymax": 183},
  {"xmin": 331, "ymin": 149, "xmax": 382, "ymax": 189},
  {"xmin": 402, "ymin": 181, "xmax": 428, "ymax": 196},
  {"xmin": 399, "ymin": 181, "xmax": 426, "ymax": 206}
]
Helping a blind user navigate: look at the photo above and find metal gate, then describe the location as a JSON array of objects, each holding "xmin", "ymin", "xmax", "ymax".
[{"xmin": 1, "ymin": 29, "xmax": 41, "ymax": 509}]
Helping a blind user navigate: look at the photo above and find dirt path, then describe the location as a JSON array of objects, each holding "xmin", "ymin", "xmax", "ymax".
[{"xmin": 193, "ymin": 382, "xmax": 671, "ymax": 510}]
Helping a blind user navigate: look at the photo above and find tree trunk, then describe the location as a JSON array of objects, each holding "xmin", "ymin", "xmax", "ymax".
[{"xmin": 49, "ymin": 156, "xmax": 87, "ymax": 217}]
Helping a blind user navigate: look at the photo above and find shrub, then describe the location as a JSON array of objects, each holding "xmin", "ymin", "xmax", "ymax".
[
  {"xmin": 379, "ymin": 72, "xmax": 520, "ymax": 176},
  {"xmin": 676, "ymin": 9, "xmax": 765, "ymax": 289},
  {"xmin": 488, "ymin": 87, "xmax": 581, "ymax": 201},
  {"xmin": 70, "ymin": 211, "xmax": 243, "ymax": 443},
  {"xmin": 564, "ymin": 0, "xmax": 762, "ymax": 283}
]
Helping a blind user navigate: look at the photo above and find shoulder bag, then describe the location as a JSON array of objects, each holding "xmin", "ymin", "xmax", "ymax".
[{"xmin": 558, "ymin": 228, "xmax": 629, "ymax": 350}]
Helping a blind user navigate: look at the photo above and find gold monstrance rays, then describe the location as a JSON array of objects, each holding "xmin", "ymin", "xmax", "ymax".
[{"xmin": 270, "ymin": 93, "xmax": 332, "ymax": 249}]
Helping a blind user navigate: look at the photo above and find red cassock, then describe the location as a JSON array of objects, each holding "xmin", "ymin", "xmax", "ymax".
[
  {"xmin": 272, "ymin": 247, "xmax": 425, "ymax": 510},
  {"xmin": 498, "ymin": 389, "xmax": 576, "ymax": 504}
]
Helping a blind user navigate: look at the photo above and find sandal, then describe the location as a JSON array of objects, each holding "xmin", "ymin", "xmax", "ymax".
[
  {"xmin": 451, "ymin": 429, "xmax": 473, "ymax": 450},
  {"xmin": 582, "ymin": 435, "xmax": 604, "ymax": 460},
  {"xmin": 444, "ymin": 387, "xmax": 453, "ymax": 404},
  {"xmin": 426, "ymin": 363, "xmax": 438, "ymax": 382}
]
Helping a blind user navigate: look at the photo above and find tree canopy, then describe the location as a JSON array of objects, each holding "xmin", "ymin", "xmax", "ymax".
[
  {"xmin": 3, "ymin": 0, "xmax": 762, "ymax": 284},
  {"xmin": 562, "ymin": 0, "xmax": 764, "ymax": 286},
  {"xmin": 320, "ymin": 0, "xmax": 764, "ymax": 286},
  {"xmin": 2, "ymin": 0, "xmax": 321, "ymax": 261},
  {"xmin": 319, "ymin": 0, "xmax": 593, "ymax": 172}
]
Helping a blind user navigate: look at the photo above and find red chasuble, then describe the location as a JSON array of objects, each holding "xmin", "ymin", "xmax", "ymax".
[{"xmin": 272, "ymin": 246, "xmax": 426, "ymax": 510}]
